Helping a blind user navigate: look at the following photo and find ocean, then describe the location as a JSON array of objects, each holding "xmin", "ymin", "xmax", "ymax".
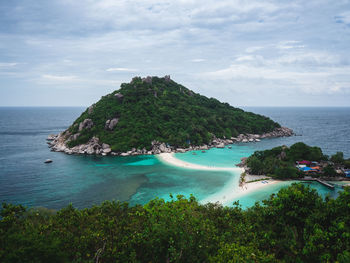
[{"xmin": 0, "ymin": 107, "xmax": 349, "ymax": 209}]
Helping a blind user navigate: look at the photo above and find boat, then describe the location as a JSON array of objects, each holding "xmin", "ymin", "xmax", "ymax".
[{"xmin": 44, "ymin": 159, "xmax": 53, "ymax": 163}]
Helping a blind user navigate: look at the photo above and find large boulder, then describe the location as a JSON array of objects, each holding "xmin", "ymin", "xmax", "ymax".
[
  {"xmin": 199, "ymin": 145, "xmax": 209, "ymax": 150},
  {"xmin": 142, "ymin": 76, "xmax": 153, "ymax": 84},
  {"xmin": 79, "ymin": 119, "xmax": 94, "ymax": 131},
  {"xmin": 102, "ymin": 143, "xmax": 111, "ymax": 154},
  {"xmin": 164, "ymin": 75, "xmax": 171, "ymax": 83},
  {"xmin": 71, "ymin": 133, "xmax": 80, "ymax": 141},
  {"xmin": 159, "ymin": 143, "xmax": 171, "ymax": 153},
  {"xmin": 102, "ymin": 143, "xmax": 110, "ymax": 149},
  {"xmin": 86, "ymin": 146, "xmax": 95, "ymax": 155},
  {"xmin": 105, "ymin": 118, "xmax": 119, "ymax": 130},
  {"xmin": 103, "ymin": 148, "xmax": 111, "ymax": 154},
  {"xmin": 114, "ymin": 92, "xmax": 124, "ymax": 101}
]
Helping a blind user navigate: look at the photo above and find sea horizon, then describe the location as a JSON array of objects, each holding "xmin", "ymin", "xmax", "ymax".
[{"xmin": 1, "ymin": 105, "xmax": 350, "ymax": 108}]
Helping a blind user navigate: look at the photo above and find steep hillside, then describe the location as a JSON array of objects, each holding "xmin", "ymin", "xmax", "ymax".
[{"xmin": 49, "ymin": 76, "xmax": 288, "ymax": 155}]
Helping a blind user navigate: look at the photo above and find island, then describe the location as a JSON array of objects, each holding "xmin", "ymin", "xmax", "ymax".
[
  {"xmin": 240, "ymin": 142, "xmax": 350, "ymax": 186},
  {"xmin": 47, "ymin": 75, "xmax": 293, "ymax": 156}
]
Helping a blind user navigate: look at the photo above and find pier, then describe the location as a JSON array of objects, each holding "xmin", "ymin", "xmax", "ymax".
[
  {"xmin": 299, "ymin": 178, "xmax": 335, "ymax": 189},
  {"xmin": 315, "ymin": 179, "xmax": 335, "ymax": 189}
]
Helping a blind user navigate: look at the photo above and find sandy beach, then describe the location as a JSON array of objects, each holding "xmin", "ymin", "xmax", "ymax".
[
  {"xmin": 200, "ymin": 178, "xmax": 281, "ymax": 206},
  {"xmin": 157, "ymin": 153, "xmax": 242, "ymax": 172},
  {"xmin": 157, "ymin": 153, "xmax": 281, "ymax": 205}
]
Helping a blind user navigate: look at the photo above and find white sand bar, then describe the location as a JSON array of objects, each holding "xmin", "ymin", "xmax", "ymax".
[
  {"xmin": 157, "ymin": 153, "xmax": 242, "ymax": 172},
  {"xmin": 157, "ymin": 152, "xmax": 281, "ymax": 206}
]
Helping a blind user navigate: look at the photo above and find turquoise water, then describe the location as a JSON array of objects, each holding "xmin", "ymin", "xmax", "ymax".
[
  {"xmin": 1, "ymin": 150, "xmax": 233, "ymax": 208},
  {"xmin": 231, "ymin": 181, "xmax": 343, "ymax": 209},
  {"xmin": 0, "ymin": 107, "xmax": 349, "ymax": 209},
  {"xmin": 175, "ymin": 145, "xmax": 255, "ymax": 167},
  {"xmin": 175, "ymin": 146, "xmax": 345, "ymax": 208}
]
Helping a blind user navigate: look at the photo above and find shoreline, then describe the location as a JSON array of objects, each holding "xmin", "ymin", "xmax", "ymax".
[
  {"xmin": 157, "ymin": 152, "xmax": 283, "ymax": 205},
  {"xmin": 157, "ymin": 153, "xmax": 242, "ymax": 172},
  {"xmin": 47, "ymin": 127, "xmax": 294, "ymax": 156},
  {"xmin": 201, "ymin": 179, "xmax": 282, "ymax": 206}
]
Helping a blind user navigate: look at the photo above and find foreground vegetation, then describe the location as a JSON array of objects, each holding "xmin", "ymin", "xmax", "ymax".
[
  {"xmin": 246, "ymin": 142, "xmax": 350, "ymax": 179},
  {"xmin": 1, "ymin": 184, "xmax": 350, "ymax": 262},
  {"xmin": 67, "ymin": 76, "xmax": 279, "ymax": 152}
]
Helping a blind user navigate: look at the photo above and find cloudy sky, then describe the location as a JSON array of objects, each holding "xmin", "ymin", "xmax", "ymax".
[{"xmin": 1, "ymin": 0, "xmax": 350, "ymax": 106}]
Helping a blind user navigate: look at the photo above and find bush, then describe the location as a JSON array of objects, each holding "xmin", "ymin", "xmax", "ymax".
[{"xmin": 1, "ymin": 185, "xmax": 350, "ymax": 262}]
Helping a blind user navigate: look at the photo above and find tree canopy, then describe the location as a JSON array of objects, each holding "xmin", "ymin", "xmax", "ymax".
[
  {"xmin": 66, "ymin": 76, "xmax": 280, "ymax": 152},
  {"xmin": 246, "ymin": 142, "xmax": 330, "ymax": 179},
  {"xmin": 1, "ymin": 184, "xmax": 350, "ymax": 262}
]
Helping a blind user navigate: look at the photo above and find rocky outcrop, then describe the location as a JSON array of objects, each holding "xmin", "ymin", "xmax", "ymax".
[
  {"xmin": 88, "ymin": 104, "xmax": 95, "ymax": 115},
  {"xmin": 216, "ymin": 143, "xmax": 225, "ymax": 148},
  {"xmin": 114, "ymin": 92, "xmax": 124, "ymax": 101},
  {"xmin": 151, "ymin": 141, "xmax": 172, "ymax": 154},
  {"xmin": 236, "ymin": 157, "xmax": 247, "ymax": 167},
  {"xmin": 259, "ymin": 127, "xmax": 294, "ymax": 138},
  {"xmin": 142, "ymin": 76, "xmax": 153, "ymax": 84},
  {"xmin": 164, "ymin": 75, "xmax": 171, "ymax": 83},
  {"xmin": 47, "ymin": 134, "xmax": 56, "ymax": 141},
  {"xmin": 228, "ymin": 127, "xmax": 293, "ymax": 144},
  {"xmin": 47, "ymin": 127, "xmax": 294, "ymax": 156},
  {"xmin": 105, "ymin": 118, "xmax": 119, "ymax": 130},
  {"xmin": 48, "ymin": 133, "xmax": 112, "ymax": 155},
  {"xmin": 79, "ymin": 119, "xmax": 93, "ymax": 132},
  {"xmin": 102, "ymin": 143, "xmax": 112, "ymax": 154},
  {"xmin": 70, "ymin": 133, "xmax": 80, "ymax": 141}
]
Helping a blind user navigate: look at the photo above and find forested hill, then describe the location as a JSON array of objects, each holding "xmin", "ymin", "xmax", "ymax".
[{"xmin": 63, "ymin": 76, "xmax": 280, "ymax": 152}]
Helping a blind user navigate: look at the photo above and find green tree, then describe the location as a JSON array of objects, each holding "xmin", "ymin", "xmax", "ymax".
[
  {"xmin": 246, "ymin": 156, "xmax": 265, "ymax": 175},
  {"xmin": 209, "ymin": 242, "xmax": 277, "ymax": 263},
  {"xmin": 323, "ymin": 165, "xmax": 337, "ymax": 177},
  {"xmin": 274, "ymin": 166, "xmax": 299, "ymax": 179},
  {"xmin": 330, "ymin": 152, "xmax": 344, "ymax": 164}
]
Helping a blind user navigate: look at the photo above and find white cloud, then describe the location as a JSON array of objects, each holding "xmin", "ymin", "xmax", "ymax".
[
  {"xmin": 235, "ymin": 55, "xmax": 256, "ymax": 62},
  {"xmin": 245, "ymin": 46, "xmax": 264, "ymax": 53},
  {"xmin": 1, "ymin": 0, "xmax": 350, "ymax": 106},
  {"xmin": 275, "ymin": 52, "xmax": 339, "ymax": 66},
  {"xmin": 41, "ymin": 74, "xmax": 78, "ymax": 81},
  {"xmin": 191, "ymin": 58, "xmax": 206, "ymax": 63},
  {"xmin": 276, "ymin": 41, "xmax": 305, "ymax": 50},
  {"xmin": 0, "ymin": 62, "xmax": 17, "ymax": 67},
  {"xmin": 106, "ymin": 68, "xmax": 138, "ymax": 72},
  {"xmin": 200, "ymin": 42, "xmax": 350, "ymax": 96}
]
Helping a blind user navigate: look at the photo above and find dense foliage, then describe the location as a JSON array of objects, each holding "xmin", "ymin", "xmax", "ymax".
[
  {"xmin": 246, "ymin": 142, "xmax": 329, "ymax": 178},
  {"xmin": 66, "ymin": 76, "xmax": 280, "ymax": 152},
  {"xmin": 1, "ymin": 184, "xmax": 350, "ymax": 262}
]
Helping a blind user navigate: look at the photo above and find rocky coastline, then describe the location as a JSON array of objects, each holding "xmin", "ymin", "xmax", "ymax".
[{"xmin": 47, "ymin": 127, "xmax": 294, "ymax": 157}]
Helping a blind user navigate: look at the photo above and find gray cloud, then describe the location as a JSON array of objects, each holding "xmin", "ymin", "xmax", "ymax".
[{"xmin": 0, "ymin": 0, "xmax": 350, "ymax": 106}]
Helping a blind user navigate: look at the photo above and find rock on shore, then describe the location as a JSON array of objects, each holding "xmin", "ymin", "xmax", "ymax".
[{"xmin": 47, "ymin": 127, "xmax": 294, "ymax": 157}]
